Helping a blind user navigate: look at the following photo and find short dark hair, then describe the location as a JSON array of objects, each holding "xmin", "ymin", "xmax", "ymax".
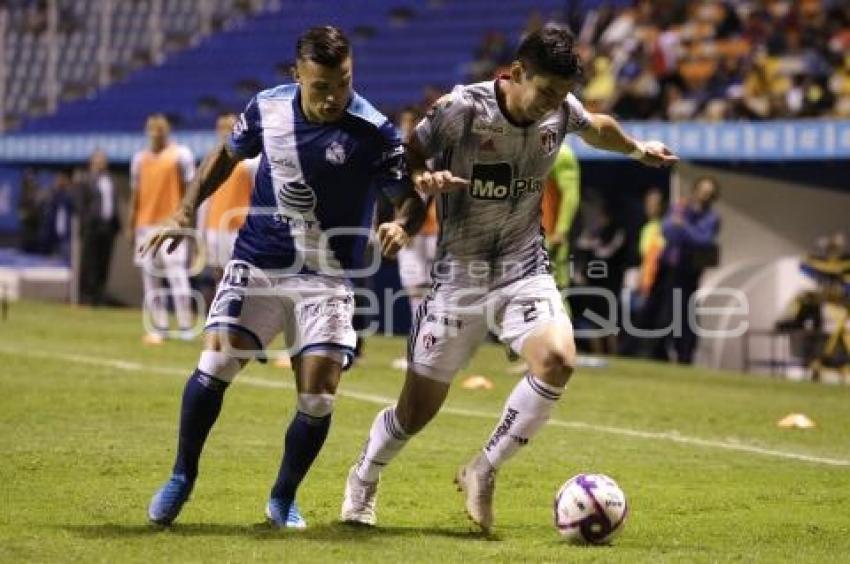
[
  {"xmin": 296, "ymin": 26, "xmax": 351, "ymax": 67},
  {"xmin": 694, "ymin": 176, "xmax": 721, "ymax": 197},
  {"xmin": 516, "ymin": 23, "xmax": 582, "ymax": 80}
]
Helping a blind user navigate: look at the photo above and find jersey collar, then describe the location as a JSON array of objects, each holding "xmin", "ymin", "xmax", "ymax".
[{"xmin": 493, "ymin": 77, "xmax": 535, "ymax": 129}]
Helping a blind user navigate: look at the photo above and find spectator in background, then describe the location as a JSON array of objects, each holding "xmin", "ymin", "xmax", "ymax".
[
  {"xmin": 42, "ymin": 169, "xmax": 76, "ymax": 263},
  {"xmin": 18, "ymin": 169, "xmax": 44, "ymax": 253},
  {"xmin": 129, "ymin": 114, "xmax": 196, "ymax": 344},
  {"xmin": 575, "ymin": 199, "xmax": 627, "ymax": 355},
  {"xmin": 498, "ymin": 0, "xmax": 850, "ymax": 121},
  {"xmin": 79, "ymin": 149, "xmax": 120, "ymax": 305},
  {"xmin": 621, "ymin": 187, "xmax": 667, "ymax": 357},
  {"xmin": 638, "ymin": 187, "xmax": 666, "ymax": 300},
  {"xmin": 647, "ymin": 177, "xmax": 721, "ymax": 364}
]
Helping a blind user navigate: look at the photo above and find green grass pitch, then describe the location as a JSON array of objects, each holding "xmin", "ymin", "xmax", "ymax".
[{"xmin": 2, "ymin": 301, "xmax": 849, "ymax": 562}]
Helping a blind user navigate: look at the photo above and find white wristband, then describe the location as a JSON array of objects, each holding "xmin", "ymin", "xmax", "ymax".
[{"xmin": 628, "ymin": 142, "xmax": 645, "ymax": 160}]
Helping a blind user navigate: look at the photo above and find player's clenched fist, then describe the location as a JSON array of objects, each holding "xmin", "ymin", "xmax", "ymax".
[
  {"xmin": 413, "ymin": 170, "xmax": 469, "ymax": 195},
  {"xmin": 376, "ymin": 221, "xmax": 409, "ymax": 259}
]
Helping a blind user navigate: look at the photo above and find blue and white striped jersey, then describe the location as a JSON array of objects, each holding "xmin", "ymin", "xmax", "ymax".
[{"xmin": 227, "ymin": 83, "xmax": 412, "ymax": 275}]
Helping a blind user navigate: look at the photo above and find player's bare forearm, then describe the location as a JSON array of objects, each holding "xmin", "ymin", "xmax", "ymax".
[
  {"xmin": 405, "ymin": 133, "xmax": 431, "ymax": 180},
  {"xmin": 177, "ymin": 142, "xmax": 241, "ymax": 223},
  {"xmin": 579, "ymin": 114, "xmax": 678, "ymax": 168},
  {"xmin": 578, "ymin": 114, "xmax": 640, "ymax": 155},
  {"xmin": 406, "ymin": 134, "xmax": 469, "ymax": 195},
  {"xmin": 392, "ymin": 191, "xmax": 426, "ymax": 238},
  {"xmin": 126, "ymin": 188, "xmax": 138, "ymax": 238},
  {"xmin": 376, "ymin": 193, "xmax": 425, "ymax": 259}
]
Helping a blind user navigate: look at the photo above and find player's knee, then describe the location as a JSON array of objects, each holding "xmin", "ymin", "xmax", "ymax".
[
  {"xmin": 533, "ymin": 346, "xmax": 575, "ymax": 388},
  {"xmin": 205, "ymin": 330, "xmax": 259, "ymax": 360},
  {"xmin": 197, "ymin": 350, "xmax": 242, "ymax": 382},
  {"xmin": 297, "ymin": 393, "xmax": 335, "ymax": 418}
]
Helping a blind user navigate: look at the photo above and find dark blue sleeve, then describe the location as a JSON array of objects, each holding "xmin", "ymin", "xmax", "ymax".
[
  {"xmin": 372, "ymin": 121, "xmax": 414, "ymax": 201},
  {"xmin": 661, "ymin": 214, "xmax": 683, "ymax": 244},
  {"xmin": 680, "ymin": 212, "xmax": 720, "ymax": 246},
  {"xmin": 227, "ymin": 96, "xmax": 263, "ymax": 159}
]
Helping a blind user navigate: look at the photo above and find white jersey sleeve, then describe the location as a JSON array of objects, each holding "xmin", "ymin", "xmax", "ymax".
[
  {"xmin": 175, "ymin": 145, "xmax": 196, "ymax": 184},
  {"xmin": 242, "ymin": 155, "xmax": 261, "ymax": 180},
  {"xmin": 563, "ymin": 93, "xmax": 592, "ymax": 133},
  {"xmin": 414, "ymin": 85, "xmax": 472, "ymax": 156},
  {"xmin": 130, "ymin": 151, "xmax": 143, "ymax": 192}
]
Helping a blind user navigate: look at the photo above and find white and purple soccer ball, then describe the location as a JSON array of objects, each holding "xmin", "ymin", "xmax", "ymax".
[{"xmin": 553, "ymin": 473, "xmax": 628, "ymax": 544}]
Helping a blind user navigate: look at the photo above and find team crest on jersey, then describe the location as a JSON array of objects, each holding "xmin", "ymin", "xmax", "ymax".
[
  {"xmin": 423, "ymin": 332, "xmax": 437, "ymax": 351},
  {"xmin": 540, "ymin": 127, "xmax": 558, "ymax": 154},
  {"xmin": 325, "ymin": 141, "xmax": 347, "ymax": 165}
]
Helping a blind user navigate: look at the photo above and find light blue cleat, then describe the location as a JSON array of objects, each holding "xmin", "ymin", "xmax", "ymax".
[
  {"xmin": 148, "ymin": 474, "xmax": 193, "ymax": 525},
  {"xmin": 265, "ymin": 498, "xmax": 307, "ymax": 529}
]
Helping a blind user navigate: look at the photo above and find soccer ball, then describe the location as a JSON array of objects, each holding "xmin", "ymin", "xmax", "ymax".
[{"xmin": 553, "ymin": 473, "xmax": 628, "ymax": 544}]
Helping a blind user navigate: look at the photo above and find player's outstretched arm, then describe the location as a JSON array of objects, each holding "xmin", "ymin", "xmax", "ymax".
[
  {"xmin": 578, "ymin": 113, "xmax": 679, "ymax": 168},
  {"xmin": 377, "ymin": 191, "xmax": 426, "ymax": 259},
  {"xmin": 139, "ymin": 142, "xmax": 241, "ymax": 257},
  {"xmin": 406, "ymin": 133, "xmax": 469, "ymax": 196}
]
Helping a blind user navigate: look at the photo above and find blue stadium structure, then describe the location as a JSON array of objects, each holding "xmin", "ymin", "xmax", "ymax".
[{"xmin": 18, "ymin": 0, "xmax": 573, "ymax": 132}]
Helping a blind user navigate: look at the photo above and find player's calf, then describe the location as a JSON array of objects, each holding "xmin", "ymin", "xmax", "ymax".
[
  {"xmin": 458, "ymin": 327, "xmax": 574, "ymax": 531},
  {"xmin": 268, "ymin": 355, "xmax": 342, "ymax": 529},
  {"xmin": 147, "ymin": 334, "xmax": 250, "ymax": 525},
  {"xmin": 343, "ymin": 373, "xmax": 449, "ymax": 525}
]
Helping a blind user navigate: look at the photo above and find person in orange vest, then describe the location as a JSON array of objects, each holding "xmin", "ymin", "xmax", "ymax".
[
  {"xmin": 198, "ymin": 113, "xmax": 258, "ymax": 282},
  {"xmin": 129, "ymin": 114, "xmax": 196, "ymax": 344}
]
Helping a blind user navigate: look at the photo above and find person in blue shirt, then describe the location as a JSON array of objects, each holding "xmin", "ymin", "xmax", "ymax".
[
  {"xmin": 140, "ymin": 26, "xmax": 424, "ymax": 529},
  {"xmin": 645, "ymin": 176, "xmax": 721, "ymax": 363}
]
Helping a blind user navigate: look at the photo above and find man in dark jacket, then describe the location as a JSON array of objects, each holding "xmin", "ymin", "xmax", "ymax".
[
  {"xmin": 647, "ymin": 176, "xmax": 721, "ymax": 363},
  {"xmin": 79, "ymin": 150, "xmax": 120, "ymax": 305}
]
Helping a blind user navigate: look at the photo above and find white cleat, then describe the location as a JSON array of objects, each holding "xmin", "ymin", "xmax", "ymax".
[
  {"xmin": 340, "ymin": 466, "xmax": 379, "ymax": 526},
  {"xmin": 454, "ymin": 453, "xmax": 496, "ymax": 533}
]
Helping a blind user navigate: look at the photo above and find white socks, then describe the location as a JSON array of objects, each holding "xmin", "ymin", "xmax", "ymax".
[
  {"xmin": 355, "ymin": 407, "xmax": 410, "ymax": 482},
  {"xmin": 483, "ymin": 374, "xmax": 563, "ymax": 469},
  {"xmin": 355, "ymin": 375, "xmax": 563, "ymax": 482}
]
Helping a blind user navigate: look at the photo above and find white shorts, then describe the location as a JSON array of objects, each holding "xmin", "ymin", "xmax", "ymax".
[
  {"xmin": 408, "ymin": 274, "xmax": 571, "ymax": 382},
  {"xmin": 206, "ymin": 260, "xmax": 357, "ymax": 366},
  {"xmin": 204, "ymin": 229, "xmax": 238, "ymax": 268},
  {"xmin": 397, "ymin": 234, "xmax": 437, "ymax": 289},
  {"xmin": 134, "ymin": 227, "xmax": 188, "ymax": 268}
]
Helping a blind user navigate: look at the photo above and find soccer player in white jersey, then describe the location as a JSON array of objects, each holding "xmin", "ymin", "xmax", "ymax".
[
  {"xmin": 342, "ymin": 23, "xmax": 678, "ymax": 532},
  {"xmin": 141, "ymin": 26, "xmax": 424, "ymax": 529}
]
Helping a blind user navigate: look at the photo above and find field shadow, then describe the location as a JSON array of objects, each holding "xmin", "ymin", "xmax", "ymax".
[{"xmin": 63, "ymin": 521, "xmax": 501, "ymax": 542}]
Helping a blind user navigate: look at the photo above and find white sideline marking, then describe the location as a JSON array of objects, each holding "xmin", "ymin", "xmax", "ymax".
[{"xmin": 4, "ymin": 346, "xmax": 850, "ymax": 468}]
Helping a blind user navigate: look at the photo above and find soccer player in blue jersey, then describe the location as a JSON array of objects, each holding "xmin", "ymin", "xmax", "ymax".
[{"xmin": 141, "ymin": 26, "xmax": 424, "ymax": 529}]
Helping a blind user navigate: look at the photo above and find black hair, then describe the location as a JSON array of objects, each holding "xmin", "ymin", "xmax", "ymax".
[
  {"xmin": 516, "ymin": 23, "xmax": 582, "ymax": 80},
  {"xmin": 296, "ymin": 25, "xmax": 351, "ymax": 67}
]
